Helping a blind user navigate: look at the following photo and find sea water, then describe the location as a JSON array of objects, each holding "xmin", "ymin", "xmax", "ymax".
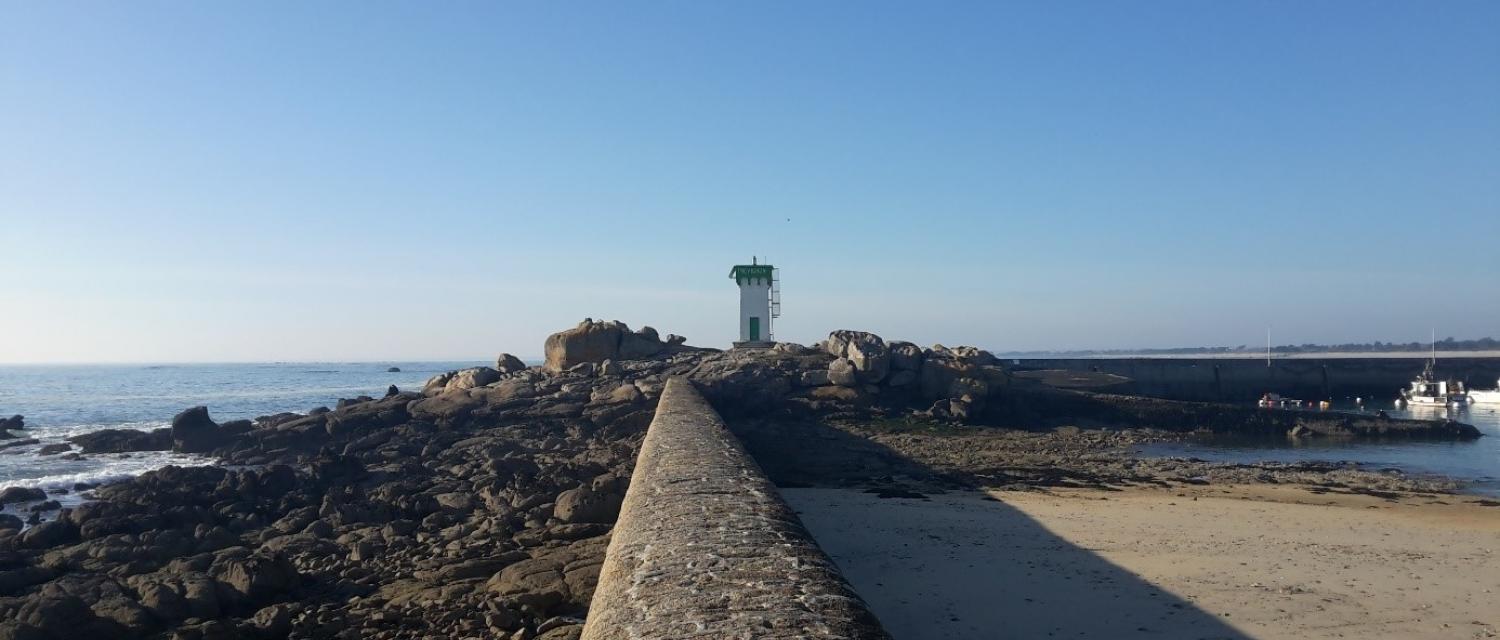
[
  {"xmin": 0, "ymin": 361, "xmax": 484, "ymax": 497},
  {"xmin": 1138, "ymin": 401, "xmax": 1500, "ymax": 495}
]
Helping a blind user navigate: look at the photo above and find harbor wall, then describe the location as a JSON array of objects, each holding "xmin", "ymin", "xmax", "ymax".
[
  {"xmin": 580, "ymin": 377, "xmax": 890, "ymax": 640},
  {"xmin": 1011, "ymin": 357, "xmax": 1500, "ymax": 402}
]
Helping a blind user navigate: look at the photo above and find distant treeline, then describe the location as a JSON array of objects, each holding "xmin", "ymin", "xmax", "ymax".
[{"xmin": 1000, "ymin": 337, "xmax": 1500, "ymax": 358}]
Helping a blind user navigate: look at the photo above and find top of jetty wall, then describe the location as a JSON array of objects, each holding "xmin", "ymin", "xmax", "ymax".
[{"xmin": 580, "ymin": 377, "xmax": 890, "ymax": 639}]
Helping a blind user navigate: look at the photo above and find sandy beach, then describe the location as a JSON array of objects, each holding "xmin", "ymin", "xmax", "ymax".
[{"xmin": 785, "ymin": 485, "xmax": 1500, "ymax": 640}]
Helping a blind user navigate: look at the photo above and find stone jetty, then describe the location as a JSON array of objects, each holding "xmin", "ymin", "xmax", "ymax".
[{"xmin": 583, "ymin": 378, "xmax": 888, "ymax": 639}]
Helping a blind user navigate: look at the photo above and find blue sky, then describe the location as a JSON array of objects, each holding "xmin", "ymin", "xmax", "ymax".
[{"xmin": 2, "ymin": 1, "xmax": 1497, "ymax": 362}]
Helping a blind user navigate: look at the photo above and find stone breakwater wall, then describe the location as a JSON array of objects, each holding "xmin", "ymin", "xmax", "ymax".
[
  {"xmin": 1014, "ymin": 357, "xmax": 1500, "ymax": 402},
  {"xmin": 581, "ymin": 377, "xmax": 890, "ymax": 640}
]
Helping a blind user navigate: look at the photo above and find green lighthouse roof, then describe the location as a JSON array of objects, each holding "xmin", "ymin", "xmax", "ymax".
[{"xmin": 729, "ymin": 262, "xmax": 774, "ymax": 285}]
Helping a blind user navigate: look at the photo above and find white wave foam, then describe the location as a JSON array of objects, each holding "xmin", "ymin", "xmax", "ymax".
[{"xmin": 0, "ymin": 452, "xmax": 214, "ymax": 493}]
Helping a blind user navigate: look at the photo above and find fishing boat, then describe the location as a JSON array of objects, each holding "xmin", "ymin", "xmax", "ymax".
[
  {"xmin": 1469, "ymin": 380, "xmax": 1500, "ymax": 404},
  {"xmin": 1396, "ymin": 359, "xmax": 1467, "ymax": 407},
  {"xmin": 1396, "ymin": 331, "xmax": 1469, "ymax": 407},
  {"xmin": 1258, "ymin": 393, "xmax": 1308, "ymax": 408}
]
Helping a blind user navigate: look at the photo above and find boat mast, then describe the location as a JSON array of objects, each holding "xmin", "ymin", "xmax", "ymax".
[{"xmin": 1266, "ymin": 327, "xmax": 1271, "ymax": 368}]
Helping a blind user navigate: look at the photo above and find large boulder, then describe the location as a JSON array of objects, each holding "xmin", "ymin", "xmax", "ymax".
[
  {"xmin": 443, "ymin": 367, "xmax": 500, "ymax": 393},
  {"xmin": 827, "ymin": 358, "xmax": 858, "ymax": 387},
  {"xmin": 543, "ymin": 320, "xmax": 626, "ymax": 373},
  {"xmin": 846, "ymin": 339, "xmax": 890, "ymax": 383},
  {"xmin": 0, "ymin": 415, "xmax": 22, "ymax": 431},
  {"xmin": 618, "ymin": 326, "xmax": 665, "ymax": 359},
  {"xmin": 15, "ymin": 595, "xmax": 121, "ymax": 639},
  {"xmin": 918, "ymin": 351, "xmax": 977, "ymax": 400},
  {"xmin": 421, "ymin": 372, "xmax": 455, "ymax": 395},
  {"xmin": 946, "ymin": 345, "xmax": 999, "ymax": 366},
  {"xmin": 486, "ymin": 558, "xmax": 570, "ymax": 611},
  {"xmin": 495, "ymin": 353, "xmax": 527, "ymax": 374},
  {"xmin": 553, "ymin": 485, "xmax": 621, "ymax": 524},
  {"xmin": 19, "ymin": 519, "xmax": 78, "ymax": 549},
  {"xmin": 888, "ymin": 341, "xmax": 925, "ymax": 372},
  {"xmin": 886, "ymin": 369, "xmax": 917, "ymax": 387},
  {"xmin": 824, "ymin": 330, "xmax": 889, "ymax": 383},
  {"xmin": 171, "ymin": 406, "xmax": 228, "ymax": 454},
  {"xmin": 215, "ymin": 553, "xmax": 299, "ymax": 610},
  {"xmin": 324, "ymin": 393, "xmax": 416, "ymax": 437},
  {"xmin": 0, "ymin": 486, "xmax": 45, "ymax": 504}
]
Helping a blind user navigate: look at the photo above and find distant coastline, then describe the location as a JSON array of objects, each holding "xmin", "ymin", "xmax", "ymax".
[
  {"xmin": 998, "ymin": 337, "xmax": 1500, "ymax": 360},
  {"xmin": 1003, "ymin": 350, "xmax": 1500, "ymax": 360}
]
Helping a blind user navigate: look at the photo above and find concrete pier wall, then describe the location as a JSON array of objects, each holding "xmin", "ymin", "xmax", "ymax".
[
  {"xmin": 1013, "ymin": 357, "xmax": 1500, "ymax": 402},
  {"xmin": 581, "ymin": 377, "xmax": 890, "ymax": 640}
]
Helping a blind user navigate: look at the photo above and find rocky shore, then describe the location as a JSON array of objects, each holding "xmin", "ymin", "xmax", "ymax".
[{"xmin": 0, "ymin": 321, "xmax": 1484, "ymax": 639}]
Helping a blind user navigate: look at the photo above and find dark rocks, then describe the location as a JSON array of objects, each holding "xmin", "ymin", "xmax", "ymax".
[
  {"xmin": 407, "ymin": 393, "xmax": 481, "ymax": 425},
  {"xmin": 27, "ymin": 500, "xmax": 60, "ymax": 513},
  {"xmin": 618, "ymin": 326, "xmax": 664, "ymax": 359},
  {"xmin": 215, "ymin": 553, "xmax": 298, "ymax": 608},
  {"xmin": 553, "ymin": 485, "xmax": 621, "ymax": 524},
  {"xmin": 1, "ymin": 415, "xmax": 23, "ymax": 431},
  {"xmin": 15, "ymin": 595, "xmax": 122, "ymax": 639},
  {"xmin": 19, "ymin": 520, "xmax": 77, "ymax": 549},
  {"xmin": 0, "ymin": 486, "xmax": 45, "ymax": 504},
  {"xmin": 68, "ymin": 428, "xmax": 173, "ymax": 453},
  {"xmin": 486, "ymin": 557, "xmax": 570, "ymax": 610},
  {"xmin": 496, "ymin": 353, "xmax": 527, "ymax": 373},
  {"xmin": 324, "ymin": 393, "xmax": 415, "ymax": 437},
  {"xmin": 171, "ymin": 406, "xmax": 229, "ymax": 454},
  {"xmin": 35, "ymin": 444, "xmax": 71, "ymax": 456},
  {"xmin": 387, "ymin": 366, "xmax": 401, "ymax": 372}
]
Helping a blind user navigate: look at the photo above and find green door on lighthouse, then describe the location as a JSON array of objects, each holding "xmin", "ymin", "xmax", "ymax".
[{"xmin": 749, "ymin": 317, "xmax": 761, "ymax": 342}]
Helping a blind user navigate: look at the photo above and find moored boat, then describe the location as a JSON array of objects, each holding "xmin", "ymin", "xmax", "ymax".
[
  {"xmin": 1396, "ymin": 359, "xmax": 1467, "ymax": 407},
  {"xmin": 1469, "ymin": 379, "xmax": 1500, "ymax": 404}
]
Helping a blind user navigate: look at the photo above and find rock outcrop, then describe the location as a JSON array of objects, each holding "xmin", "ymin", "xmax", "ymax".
[
  {"xmin": 171, "ymin": 406, "xmax": 229, "ymax": 454},
  {"xmin": 496, "ymin": 353, "xmax": 528, "ymax": 373},
  {"xmin": 825, "ymin": 330, "xmax": 890, "ymax": 384},
  {"xmin": 543, "ymin": 320, "xmax": 677, "ymax": 373},
  {"xmin": 68, "ymin": 428, "xmax": 172, "ymax": 453}
]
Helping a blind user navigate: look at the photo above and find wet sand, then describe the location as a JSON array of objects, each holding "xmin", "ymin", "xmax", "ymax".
[{"xmin": 785, "ymin": 485, "xmax": 1500, "ymax": 639}]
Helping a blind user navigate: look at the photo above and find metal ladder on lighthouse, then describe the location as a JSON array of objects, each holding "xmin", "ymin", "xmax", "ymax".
[{"xmin": 769, "ymin": 268, "xmax": 781, "ymax": 341}]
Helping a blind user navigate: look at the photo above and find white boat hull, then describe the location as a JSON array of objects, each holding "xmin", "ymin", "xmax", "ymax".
[{"xmin": 1470, "ymin": 389, "xmax": 1500, "ymax": 404}]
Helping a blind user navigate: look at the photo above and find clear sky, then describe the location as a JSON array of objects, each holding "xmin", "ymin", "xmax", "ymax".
[{"xmin": 2, "ymin": 1, "xmax": 1497, "ymax": 363}]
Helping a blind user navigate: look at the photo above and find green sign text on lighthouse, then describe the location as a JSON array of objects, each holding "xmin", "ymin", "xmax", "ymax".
[{"xmin": 729, "ymin": 261, "xmax": 774, "ymax": 285}]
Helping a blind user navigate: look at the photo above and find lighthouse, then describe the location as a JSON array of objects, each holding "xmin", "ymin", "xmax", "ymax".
[{"xmin": 729, "ymin": 258, "xmax": 779, "ymax": 346}]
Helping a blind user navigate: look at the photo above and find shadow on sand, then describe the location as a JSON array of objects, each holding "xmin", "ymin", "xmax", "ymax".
[{"xmin": 725, "ymin": 415, "xmax": 1253, "ymax": 640}]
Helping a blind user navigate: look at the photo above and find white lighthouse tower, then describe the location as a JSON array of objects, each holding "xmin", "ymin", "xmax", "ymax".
[{"xmin": 730, "ymin": 257, "xmax": 779, "ymax": 346}]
